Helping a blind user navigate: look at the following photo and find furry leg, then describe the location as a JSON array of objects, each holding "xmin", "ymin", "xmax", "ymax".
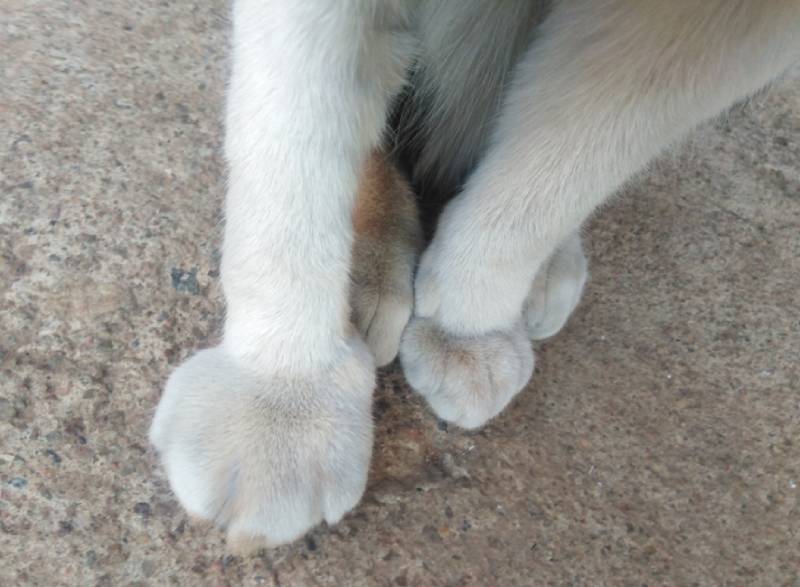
[
  {"xmin": 403, "ymin": 0, "xmax": 800, "ymax": 428},
  {"xmin": 151, "ymin": 0, "xmax": 413, "ymax": 548}
]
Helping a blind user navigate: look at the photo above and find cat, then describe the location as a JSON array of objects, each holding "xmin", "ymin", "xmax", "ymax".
[{"xmin": 150, "ymin": 0, "xmax": 800, "ymax": 549}]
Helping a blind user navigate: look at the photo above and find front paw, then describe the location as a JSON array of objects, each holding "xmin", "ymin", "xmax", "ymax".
[
  {"xmin": 149, "ymin": 341, "xmax": 375, "ymax": 548},
  {"xmin": 399, "ymin": 317, "xmax": 534, "ymax": 430}
]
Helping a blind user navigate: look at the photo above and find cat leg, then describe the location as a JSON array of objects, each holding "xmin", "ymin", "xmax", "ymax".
[
  {"xmin": 150, "ymin": 0, "xmax": 413, "ymax": 548},
  {"xmin": 402, "ymin": 0, "xmax": 800, "ymax": 428}
]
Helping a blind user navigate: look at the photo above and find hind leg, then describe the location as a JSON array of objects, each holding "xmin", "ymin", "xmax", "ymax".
[
  {"xmin": 351, "ymin": 151, "xmax": 422, "ymax": 366},
  {"xmin": 402, "ymin": 0, "xmax": 800, "ymax": 429},
  {"xmin": 523, "ymin": 232, "xmax": 588, "ymax": 341}
]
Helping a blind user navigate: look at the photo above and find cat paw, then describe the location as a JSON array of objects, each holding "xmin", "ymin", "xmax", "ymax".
[
  {"xmin": 351, "ymin": 244, "xmax": 416, "ymax": 367},
  {"xmin": 524, "ymin": 234, "xmax": 588, "ymax": 341},
  {"xmin": 399, "ymin": 317, "xmax": 534, "ymax": 429},
  {"xmin": 149, "ymin": 341, "xmax": 375, "ymax": 549}
]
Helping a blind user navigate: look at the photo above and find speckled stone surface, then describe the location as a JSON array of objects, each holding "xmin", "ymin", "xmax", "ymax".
[{"xmin": 2, "ymin": 2, "xmax": 800, "ymax": 586}]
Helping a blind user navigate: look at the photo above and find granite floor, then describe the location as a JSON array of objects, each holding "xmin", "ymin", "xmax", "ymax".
[{"xmin": 2, "ymin": 1, "xmax": 800, "ymax": 586}]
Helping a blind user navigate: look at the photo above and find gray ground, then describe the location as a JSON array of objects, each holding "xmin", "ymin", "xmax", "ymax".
[{"xmin": 2, "ymin": 1, "xmax": 799, "ymax": 586}]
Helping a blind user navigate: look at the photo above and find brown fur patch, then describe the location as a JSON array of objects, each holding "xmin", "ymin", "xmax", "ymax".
[{"xmin": 353, "ymin": 150, "xmax": 417, "ymax": 240}]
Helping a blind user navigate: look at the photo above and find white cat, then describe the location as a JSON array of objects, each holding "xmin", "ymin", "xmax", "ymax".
[{"xmin": 150, "ymin": 0, "xmax": 800, "ymax": 549}]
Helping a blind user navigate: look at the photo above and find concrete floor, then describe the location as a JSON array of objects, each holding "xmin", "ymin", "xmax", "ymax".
[{"xmin": 2, "ymin": 1, "xmax": 800, "ymax": 585}]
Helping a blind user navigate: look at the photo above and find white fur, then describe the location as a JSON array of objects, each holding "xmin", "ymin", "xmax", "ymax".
[
  {"xmin": 150, "ymin": 340, "xmax": 374, "ymax": 546},
  {"xmin": 402, "ymin": 1, "xmax": 800, "ymax": 425},
  {"xmin": 152, "ymin": 0, "xmax": 414, "ymax": 547},
  {"xmin": 153, "ymin": 0, "xmax": 800, "ymax": 545},
  {"xmin": 222, "ymin": 0, "xmax": 414, "ymax": 373},
  {"xmin": 524, "ymin": 232, "xmax": 588, "ymax": 341},
  {"xmin": 413, "ymin": 0, "xmax": 800, "ymax": 340},
  {"xmin": 400, "ymin": 317, "xmax": 534, "ymax": 429}
]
